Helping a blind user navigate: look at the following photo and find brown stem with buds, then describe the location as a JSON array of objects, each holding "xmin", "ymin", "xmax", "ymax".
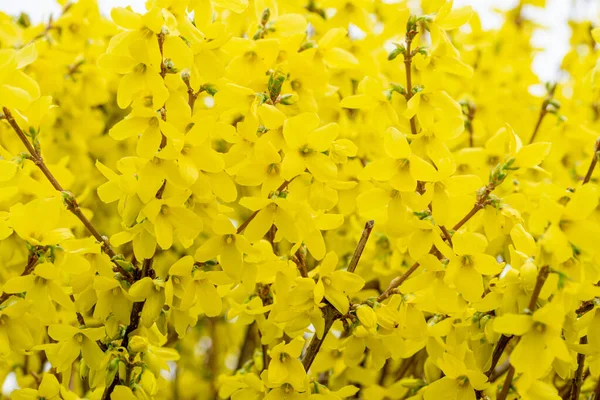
[
  {"xmin": 570, "ymin": 336, "xmax": 588, "ymax": 400},
  {"xmin": 2, "ymin": 107, "xmax": 132, "ymax": 281},
  {"xmin": 528, "ymin": 83, "xmax": 557, "ymax": 144},
  {"xmin": 403, "ymin": 33, "xmax": 418, "ymax": 136},
  {"xmin": 302, "ymin": 221, "xmax": 375, "ymax": 371}
]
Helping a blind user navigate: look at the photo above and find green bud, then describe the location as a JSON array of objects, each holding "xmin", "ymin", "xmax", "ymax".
[
  {"xmin": 280, "ymin": 93, "xmax": 298, "ymax": 105},
  {"xmin": 260, "ymin": 8, "xmax": 271, "ymax": 25},
  {"xmin": 391, "ymin": 83, "xmax": 406, "ymax": 95},
  {"xmin": 268, "ymin": 69, "xmax": 286, "ymax": 100},
  {"xmin": 388, "ymin": 45, "xmax": 404, "ymax": 61}
]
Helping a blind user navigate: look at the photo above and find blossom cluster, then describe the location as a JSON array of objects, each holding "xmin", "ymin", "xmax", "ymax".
[{"xmin": 1, "ymin": 0, "xmax": 600, "ymax": 399}]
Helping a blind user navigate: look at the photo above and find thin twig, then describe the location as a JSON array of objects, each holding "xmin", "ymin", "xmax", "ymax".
[
  {"xmin": 490, "ymin": 359, "xmax": 511, "ymax": 383},
  {"xmin": 101, "ymin": 259, "xmax": 152, "ymax": 400},
  {"xmin": 301, "ymin": 221, "xmax": 375, "ymax": 371},
  {"xmin": 528, "ymin": 83, "xmax": 557, "ymax": 144},
  {"xmin": 452, "ymin": 184, "xmax": 494, "ymax": 231},
  {"xmin": 570, "ymin": 336, "xmax": 587, "ymax": 400},
  {"xmin": 347, "ymin": 220, "xmax": 374, "ymax": 273},
  {"xmin": 2, "ymin": 107, "xmax": 133, "ymax": 281},
  {"xmin": 403, "ymin": 29, "xmax": 419, "ymax": 136},
  {"xmin": 583, "ymin": 138, "xmax": 600, "ymax": 184},
  {"xmin": 293, "ymin": 247, "xmax": 308, "ymax": 278},
  {"xmin": 497, "ymin": 366, "xmax": 515, "ymax": 400},
  {"xmin": 377, "ymin": 261, "xmax": 419, "ymax": 302}
]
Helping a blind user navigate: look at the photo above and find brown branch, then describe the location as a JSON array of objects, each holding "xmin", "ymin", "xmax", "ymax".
[
  {"xmin": 101, "ymin": 258, "xmax": 152, "ymax": 400},
  {"xmin": 489, "ymin": 358, "xmax": 511, "ymax": 383},
  {"xmin": 485, "ymin": 334, "xmax": 512, "ymax": 378},
  {"xmin": 528, "ymin": 83, "xmax": 557, "ymax": 144},
  {"xmin": 403, "ymin": 28, "xmax": 419, "ymax": 136},
  {"xmin": 377, "ymin": 261, "xmax": 419, "ymax": 302},
  {"xmin": 379, "ymin": 167, "xmax": 508, "ymax": 304},
  {"xmin": 452, "ymin": 184, "xmax": 494, "ymax": 231},
  {"xmin": 347, "ymin": 220, "xmax": 374, "ymax": 273},
  {"xmin": 463, "ymin": 102, "xmax": 476, "ymax": 147},
  {"xmin": 527, "ymin": 265, "xmax": 550, "ymax": 311},
  {"xmin": 439, "ymin": 224, "xmax": 453, "ymax": 247},
  {"xmin": 302, "ymin": 221, "xmax": 375, "ymax": 371},
  {"xmin": 2, "ymin": 107, "xmax": 133, "ymax": 281},
  {"xmin": 570, "ymin": 336, "xmax": 587, "ymax": 400},
  {"xmin": 583, "ymin": 138, "xmax": 600, "ymax": 184},
  {"xmin": 593, "ymin": 375, "xmax": 600, "ymax": 399},
  {"xmin": 484, "ymin": 266, "xmax": 550, "ymax": 385},
  {"xmin": 293, "ymin": 247, "xmax": 308, "ymax": 278},
  {"xmin": 497, "ymin": 366, "xmax": 515, "ymax": 400},
  {"xmin": 302, "ymin": 305, "xmax": 337, "ymax": 371}
]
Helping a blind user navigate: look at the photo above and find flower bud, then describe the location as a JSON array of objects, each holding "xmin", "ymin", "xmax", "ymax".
[
  {"xmin": 128, "ymin": 335, "xmax": 149, "ymax": 354},
  {"xmin": 356, "ymin": 305, "xmax": 377, "ymax": 330}
]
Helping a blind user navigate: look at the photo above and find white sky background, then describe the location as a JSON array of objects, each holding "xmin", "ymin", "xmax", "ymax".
[{"xmin": 0, "ymin": 0, "xmax": 598, "ymax": 80}]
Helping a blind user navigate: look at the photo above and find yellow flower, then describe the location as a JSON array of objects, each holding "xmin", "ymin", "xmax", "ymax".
[
  {"xmin": 444, "ymin": 231, "xmax": 504, "ymax": 302},
  {"xmin": 424, "ymin": 352, "xmax": 487, "ymax": 400},
  {"xmin": 281, "ymin": 113, "xmax": 339, "ymax": 182},
  {"xmin": 360, "ymin": 127, "xmax": 440, "ymax": 192},
  {"xmin": 0, "ymin": 44, "xmax": 40, "ymax": 110},
  {"xmin": 493, "ymin": 298, "xmax": 570, "ymax": 377},
  {"xmin": 3, "ymin": 262, "xmax": 75, "ymax": 324},
  {"xmin": 9, "ymin": 197, "xmax": 73, "ymax": 246},
  {"xmin": 239, "ymin": 195, "xmax": 299, "ymax": 243},
  {"xmin": 313, "ymin": 251, "xmax": 365, "ymax": 314},
  {"xmin": 93, "ymin": 275, "xmax": 133, "ymax": 325},
  {"xmin": 195, "ymin": 215, "xmax": 254, "ymax": 280},
  {"xmin": 11, "ymin": 373, "xmax": 64, "ymax": 400},
  {"xmin": 45, "ymin": 323, "xmax": 106, "ymax": 372},
  {"xmin": 129, "ymin": 276, "xmax": 166, "ymax": 328},
  {"xmin": 141, "ymin": 191, "xmax": 203, "ymax": 250},
  {"xmin": 267, "ymin": 338, "xmax": 306, "ymax": 390},
  {"xmin": 0, "ymin": 298, "xmax": 35, "ymax": 356}
]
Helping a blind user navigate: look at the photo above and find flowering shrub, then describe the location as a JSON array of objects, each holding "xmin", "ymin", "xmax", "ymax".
[{"xmin": 1, "ymin": 0, "xmax": 600, "ymax": 399}]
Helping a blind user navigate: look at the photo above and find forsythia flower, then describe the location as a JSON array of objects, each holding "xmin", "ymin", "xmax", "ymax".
[{"xmin": 0, "ymin": 0, "xmax": 599, "ymax": 399}]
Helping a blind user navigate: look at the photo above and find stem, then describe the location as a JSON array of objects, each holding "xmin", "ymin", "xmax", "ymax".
[
  {"xmin": 293, "ymin": 247, "xmax": 308, "ymax": 278},
  {"xmin": 464, "ymin": 103, "xmax": 476, "ymax": 147},
  {"xmin": 403, "ymin": 35, "xmax": 418, "ymax": 136},
  {"xmin": 497, "ymin": 366, "xmax": 515, "ymax": 400},
  {"xmin": 527, "ymin": 265, "xmax": 549, "ymax": 311},
  {"xmin": 485, "ymin": 266, "xmax": 550, "ymax": 380},
  {"xmin": 101, "ymin": 259, "xmax": 152, "ymax": 400},
  {"xmin": 594, "ymin": 376, "xmax": 600, "ymax": 399},
  {"xmin": 302, "ymin": 221, "xmax": 375, "ymax": 371},
  {"xmin": 452, "ymin": 184, "xmax": 494, "ymax": 231},
  {"xmin": 485, "ymin": 334, "xmax": 512, "ymax": 378},
  {"xmin": 2, "ymin": 107, "xmax": 132, "ymax": 281},
  {"xmin": 583, "ymin": 138, "xmax": 600, "ymax": 184},
  {"xmin": 380, "ymin": 175, "xmax": 503, "ymax": 303},
  {"xmin": 528, "ymin": 84, "xmax": 557, "ymax": 144},
  {"xmin": 490, "ymin": 359, "xmax": 511, "ymax": 383},
  {"xmin": 347, "ymin": 220, "xmax": 374, "ymax": 273},
  {"xmin": 377, "ymin": 261, "xmax": 419, "ymax": 302},
  {"xmin": 302, "ymin": 305, "xmax": 337, "ymax": 371},
  {"xmin": 570, "ymin": 336, "xmax": 587, "ymax": 400},
  {"xmin": 439, "ymin": 224, "xmax": 453, "ymax": 247}
]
